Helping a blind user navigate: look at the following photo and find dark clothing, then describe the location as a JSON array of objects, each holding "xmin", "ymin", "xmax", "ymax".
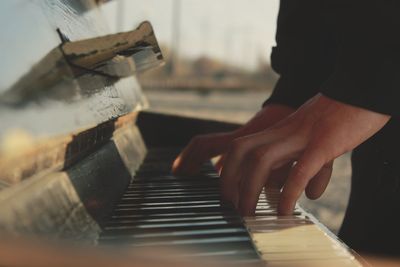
[
  {"xmin": 341, "ymin": 119, "xmax": 400, "ymax": 255},
  {"xmin": 265, "ymin": 0, "xmax": 400, "ymax": 256},
  {"xmin": 266, "ymin": 0, "xmax": 400, "ymax": 116}
]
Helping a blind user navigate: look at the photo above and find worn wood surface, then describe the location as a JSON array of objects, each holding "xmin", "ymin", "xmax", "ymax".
[
  {"xmin": 0, "ymin": 1, "xmax": 155, "ymax": 159},
  {"xmin": 0, "ymin": 172, "xmax": 101, "ymax": 242},
  {"xmin": 0, "ymin": 120, "xmax": 146, "ymax": 240},
  {"xmin": 0, "ymin": 112, "xmax": 138, "ymax": 186},
  {"xmin": 63, "ymin": 21, "xmax": 163, "ymax": 74}
]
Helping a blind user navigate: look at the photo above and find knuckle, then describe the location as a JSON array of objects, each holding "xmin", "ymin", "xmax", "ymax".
[
  {"xmin": 248, "ymin": 148, "xmax": 266, "ymax": 164},
  {"xmin": 264, "ymin": 143, "xmax": 280, "ymax": 158},
  {"xmin": 247, "ymin": 144, "xmax": 280, "ymax": 165}
]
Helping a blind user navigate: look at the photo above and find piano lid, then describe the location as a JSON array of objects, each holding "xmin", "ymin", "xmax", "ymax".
[{"xmin": 0, "ymin": 0, "xmax": 163, "ymax": 155}]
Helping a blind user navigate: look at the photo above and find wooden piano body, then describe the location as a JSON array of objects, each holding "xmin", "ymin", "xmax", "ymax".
[{"xmin": 0, "ymin": 1, "xmax": 363, "ymax": 266}]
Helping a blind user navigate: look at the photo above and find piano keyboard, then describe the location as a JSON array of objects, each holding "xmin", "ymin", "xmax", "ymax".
[
  {"xmin": 99, "ymin": 147, "xmax": 362, "ymax": 266},
  {"xmin": 245, "ymin": 207, "xmax": 362, "ymax": 266}
]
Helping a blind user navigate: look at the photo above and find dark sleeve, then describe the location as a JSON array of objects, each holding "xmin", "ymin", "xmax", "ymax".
[
  {"xmin": 263, "ymin": 0, "xmax": 336, "ymax": 109},
  {"xmin": 320, "ymin": 0, "xmax": 400, "ymax": 116}
]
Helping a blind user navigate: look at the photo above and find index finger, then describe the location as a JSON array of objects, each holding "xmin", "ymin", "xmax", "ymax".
[
  {"xmin": 172, "ymin": 139, "xmax": 198, "ymax": 174},
  {"xmin": 172, "ymin": 137, "xmax": 212, "ymax": 175}
]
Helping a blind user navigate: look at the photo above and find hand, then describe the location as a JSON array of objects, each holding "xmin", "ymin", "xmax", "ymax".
[
  {"xmin": 220, "ymin": 94, "xmax": 390, "ymax": 216},
  {"xmin": 172, "ymin": 131, "xmax": 235, "ymax": 175},
  {"xmin": 172, "ymin": 104, "xmax": 294, "ymax": 175}
]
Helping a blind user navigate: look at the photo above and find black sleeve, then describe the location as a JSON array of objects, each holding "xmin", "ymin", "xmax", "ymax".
[
  {"xmin": 320, "ymin": 0, "xmax": 400, "ymax": 117},
  {"xmin": 264, "ymin": 0, "xmax": 336, "ymax": 109},
  {"xmin": 267, "ymin": 0, "xmax": 400, "ymax": 117}
]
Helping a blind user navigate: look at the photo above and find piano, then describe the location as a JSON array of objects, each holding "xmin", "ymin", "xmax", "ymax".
[{"xmin": 0, "ymin": 1, "xmax": 363, "ymax": 266}]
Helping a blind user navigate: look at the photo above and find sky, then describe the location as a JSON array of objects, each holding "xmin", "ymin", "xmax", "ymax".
[{"xmin": 102, "ymin": 0, "xmax": 280, "ymax": 70}]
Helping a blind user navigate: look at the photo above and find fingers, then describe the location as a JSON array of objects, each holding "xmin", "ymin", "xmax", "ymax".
[
  {"xmin": 278, "ymin": 147, "xmax": 326, "ymax": 215},
  {"xmin": 221, "ymin": 129, "xmax": 334, "ymax": 217},
  {"xmin": 220, "ymin": 131, "xmax": 282, "ymax": 204},
  {"xmin": 238, "ymin": 140, "xmax": 299, "ymax": 216},
  {"xmin": 236, "ymin": 147, "xmax": 277, "ymax": 216},
  {"xmin": 266, "ymin": 162, "xmax": 293, "ymax": 189},
  {"xmin": 172, "ymin": 138, "xmax": 201, "ymax": 175},
  {"xmin": 172, "ymin": 135, "xmax": 226, "ymax": 175},
  {"xmin": 305, "ymin": 160, "xmax": 333, "ymax": 200}
]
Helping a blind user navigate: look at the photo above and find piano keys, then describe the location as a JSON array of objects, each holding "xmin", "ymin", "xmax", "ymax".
[
  {"xmin": 96, "ymin": 145, "xmax": 362, "ymax": 266},
  {"xmin": 98, "ymin": 147, "xmax": 260, "ymax": 264}
]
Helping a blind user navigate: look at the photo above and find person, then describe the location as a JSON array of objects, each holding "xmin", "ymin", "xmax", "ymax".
[{"xmin": 172, "ymin": 0, "xmax": 400, "ymax": 257}]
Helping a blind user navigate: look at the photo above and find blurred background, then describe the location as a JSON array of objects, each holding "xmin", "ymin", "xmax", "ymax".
[{"xmin": 101, "ymin": 0, "xmax": 351, "ymax": 234}]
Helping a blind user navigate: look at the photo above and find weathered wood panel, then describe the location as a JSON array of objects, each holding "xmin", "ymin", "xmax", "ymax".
[
  {"xmin": 0, "ymin": 121, "xmax": 147, "ymax": 240},
  {"xmin": 0, "ymin": 112, "xmax": 138, "ymax": 186},
  {"xmin": 0, "ymin": 172, "xmax": 101, "ymax": 242},
  {"xmin": 0, "ymin": 1, "xmax": 161, "ymax": 161}
]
